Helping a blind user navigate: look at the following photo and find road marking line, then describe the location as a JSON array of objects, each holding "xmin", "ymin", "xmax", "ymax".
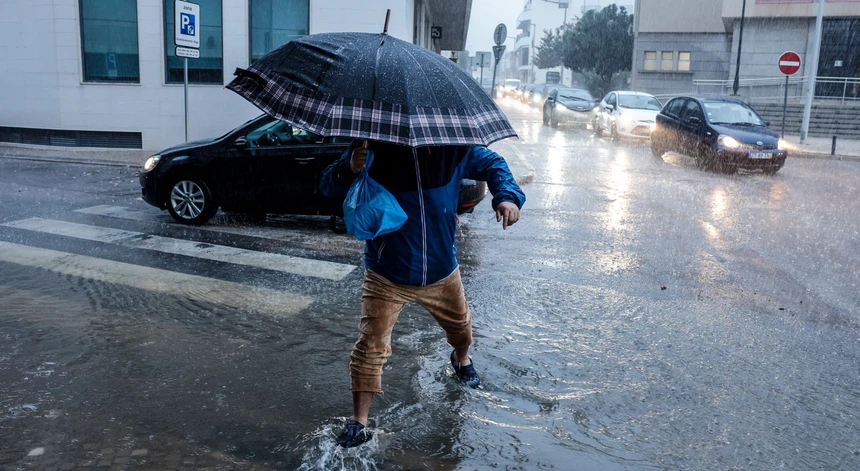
[
  {"xmin": 0, "ymin": 241, "xmax": 313, "ymax": 317},
  {"xmin": 74, "ymin": 204, "xmax": 356, "ymax": 244},
  {"xmin": 2, "ymin": 218, "xmax": 355, "ymax": 281}
]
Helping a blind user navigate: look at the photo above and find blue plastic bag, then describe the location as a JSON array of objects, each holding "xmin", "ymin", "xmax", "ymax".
[{"xmin": 343, "ymin": 150, "xmax": 408, "ymax": 240}]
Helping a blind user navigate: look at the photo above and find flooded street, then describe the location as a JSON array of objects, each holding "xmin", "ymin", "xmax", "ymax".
[{"xmin": 2, "ymin": 99, "xmax": 860, "ymax": 470}]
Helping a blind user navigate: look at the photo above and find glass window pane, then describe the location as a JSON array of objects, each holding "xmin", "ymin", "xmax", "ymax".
[
  {"xmin": 164, "ymin": 0, "xmax": 223, "ymax": 84},
  {"xmin": 661, "ymin": 51, "xmax": 674, "ymax": 71},
  {"xmin": 644, "ymin": 51, "xmax": 656, "ymax": 71},
  {"xmin": 679, "ymin": 52, "xmax": 691, "ymax": 71},
  {"xmin": 80, "ymin": 0, "xmax": 140, "ymax": 83},
  {"xmin": 250, "ymin": 0, "xmax": 310, "ymax": 63}
]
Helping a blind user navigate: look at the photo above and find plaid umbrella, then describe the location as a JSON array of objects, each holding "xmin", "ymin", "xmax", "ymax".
[{"xmin": 226, "ymin": 32, "xmax": 517, "ymax": 148}]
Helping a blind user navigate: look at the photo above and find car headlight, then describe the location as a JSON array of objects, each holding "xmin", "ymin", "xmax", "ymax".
[
  {"xmin": 778, "ymin": 139, "xmax": 787, "ymax": 150},
  {"xmin": 718, "ymin": 135, "xmax": 741, "ymax": 149},
  {"xmin": 143, "ymin": 155, "xmax": 161, "ymax": 172}
]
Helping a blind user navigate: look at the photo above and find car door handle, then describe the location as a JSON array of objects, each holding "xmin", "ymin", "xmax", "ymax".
[{"xmin": 295, "ymin": 157, "xmax": 316, "ymax": 162}]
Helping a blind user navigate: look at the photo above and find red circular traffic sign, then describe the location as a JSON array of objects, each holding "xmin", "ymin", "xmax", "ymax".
[{"xmin": 778, "ymin": 51, "xmax": 802, "ymax": 76}]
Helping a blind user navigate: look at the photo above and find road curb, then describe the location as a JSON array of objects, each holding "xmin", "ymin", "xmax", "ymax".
[
  {"xmin": 0, "ymin": 154, "xmax": 137, "ymax": 168},
  {"xmin": 787, "ymin": 152, "xmax": 860, "ymax": 162}
]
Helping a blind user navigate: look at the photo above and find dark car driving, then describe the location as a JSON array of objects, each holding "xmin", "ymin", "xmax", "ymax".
[
  {"xmin": 542, "ymin": 88, "xmax": 596, "ymax": 128},
  {"xmin": 140, "ymin": 115, "xmax": 488, "ymax": 225},
  {"xmin": 650, "ymin": 96, "xmax": 787, "ymax": 174}
]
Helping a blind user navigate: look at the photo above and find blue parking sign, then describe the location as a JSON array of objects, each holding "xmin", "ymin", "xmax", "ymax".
[
  {"xmin": 180, "ymin": 12, "xmax": 195, "ymax": 36},
  {"xmin": 175, "ymin": 1, "xmax": 200, "ymax": 48}
]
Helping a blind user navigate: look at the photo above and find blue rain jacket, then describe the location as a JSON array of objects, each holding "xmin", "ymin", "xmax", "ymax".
[{"xmin": 320, "ymin": 142, "xmax": 526, "ymax": 287}]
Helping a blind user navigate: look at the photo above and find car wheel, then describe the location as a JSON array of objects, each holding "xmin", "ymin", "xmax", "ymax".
[
  {"xmin": 593, "ymin": 118, "xmax": 602, "ymax": 136},
  {"xmin": 167, "ymin": 177, "xmax": 218, "ymax": 225},
  {"xmin": 550, "ymin": 110, "xmax": 559, "ymax": 128},
  {"xmin": 330, "ymin": 215, "xmax": 347, "ymax": 235},
  {"xmin": 651, "ymin": 140, "xmax": 665, "ymax": 159},
  {"xmin": 610, "ymin": 121, "xmax": 619, "ymax": 141},
  {"xmin": 542, "ymin": 109, "xmax": 549, "ymax": 125}
]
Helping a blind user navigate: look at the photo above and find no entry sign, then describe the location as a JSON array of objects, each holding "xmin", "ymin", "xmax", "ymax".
[{"xmin": 778, "ymin": 51, "xmax": 801, "ymax": 76}]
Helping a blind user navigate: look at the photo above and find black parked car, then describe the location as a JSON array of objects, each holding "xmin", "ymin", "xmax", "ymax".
[
  {"xmin": 140, "ymin": 115, "xmax": 488, "ymax": 225},
  {"xmin": 650, "ymin": 96, "xmax": 787, "ymax": 174}
]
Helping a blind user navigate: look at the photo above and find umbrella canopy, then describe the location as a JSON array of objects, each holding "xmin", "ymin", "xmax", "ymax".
[{"xmin": 227, "ymin": 32, "xmax": 517, "ymax": 147}]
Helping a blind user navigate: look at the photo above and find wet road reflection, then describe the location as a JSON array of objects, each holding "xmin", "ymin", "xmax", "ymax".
[{"xmin": 2, "ymin": 99, "xmax": 860, "ymax": 470}]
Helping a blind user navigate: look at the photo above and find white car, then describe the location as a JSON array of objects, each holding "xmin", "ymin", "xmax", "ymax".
[
  {"xmin": 501, "ymin": 78, "xmax": 521, "ymax": 97},
  {"xmin": 594, "ymin": 91, "xmax": 663, "ymax": 140}
]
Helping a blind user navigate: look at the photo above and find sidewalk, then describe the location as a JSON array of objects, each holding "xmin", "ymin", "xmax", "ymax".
[
  {"xmin": 780, "ymin": 134, "xmax": 860, "ymax": 161},
  {"xmin": 0, "ymin": 143, "xmax": 149, "ymax": 168}
]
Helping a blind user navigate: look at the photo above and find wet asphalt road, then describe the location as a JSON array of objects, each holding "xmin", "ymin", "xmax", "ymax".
[{"xmin": 1, "ymin": 98, "xmax": 860, "ymax": 470}]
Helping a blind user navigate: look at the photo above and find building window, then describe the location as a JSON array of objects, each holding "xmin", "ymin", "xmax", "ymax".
[
  {"xmin": 79, "ymin": 0, "xmax": 140, "ymax": 83},
  {"xmin": 661, "ymin": 51, "xmax": 674, "ymax": 71},
  {"xmin": 644, "ymin": 51, "xmax": 657, "ymax": 71},
  {"xmin": 249, "ymin": 0, "xmax": 309, "ymax": 63},
  {"xmin": 164, "ymin": 0, "xmax": 223, "ymax": 84},
  {"xmin": 679, "ymin": 52, "xmax": 691, "ymax": 71}
]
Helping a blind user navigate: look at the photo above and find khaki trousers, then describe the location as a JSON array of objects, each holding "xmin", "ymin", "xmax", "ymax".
[{"xmin": 350, "ymin": 268, "xmax": 472, "ymax": 393}]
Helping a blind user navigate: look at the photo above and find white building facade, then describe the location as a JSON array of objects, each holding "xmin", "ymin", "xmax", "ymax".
[
  {"xmin": 514, "ymin": 0, "xmax": 632, "ymax": 86},
  {"xmin": 0, "ymin": 0, "xmax": 471, "ymax": 151}
]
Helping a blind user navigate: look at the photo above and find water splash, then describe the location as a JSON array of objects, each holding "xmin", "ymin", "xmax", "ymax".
[{"xmin": 294, "ymin": 422, "xmax": 388, "ymax": 471}]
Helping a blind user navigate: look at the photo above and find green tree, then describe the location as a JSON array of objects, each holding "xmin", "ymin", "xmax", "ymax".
[
  {"xmin": 562, "ymin": 5, "xmax": 633, "ymax": 98},
  {"xmin": 532, "ymin": 27, "xmax": 564, "ymax": 71}
]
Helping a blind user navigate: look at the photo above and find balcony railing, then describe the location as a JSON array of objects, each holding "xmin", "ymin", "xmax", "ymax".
[{"xmin": 691, "ymin": 76, "xmax": 860, "ymax": 105}]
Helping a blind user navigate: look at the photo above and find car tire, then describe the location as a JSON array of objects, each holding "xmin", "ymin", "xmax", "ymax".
[
  {"xmin": 330, "ymin": 215, "xmax": 347, "ymax": 234},
  {"xmin": 593, "ymin": 118, "xmax": 602, "ymax": 136},
  {"xmin": 610, "ymin": 121, "xmax": 619, "ymax": 141},
  {"xmin": 166, "ymin": 177, "xmax": 218, "ymax": 225},
  {"xmin": 550, "ymin": 110, "xmax": 558, "ymax": 128},
  {"xmin": 542, "ymin": 109, "xmax": 549, "ymax": 125},
  {"xmin": 651, "ymin": 140, "xmax": 665, "ymax": 159}
]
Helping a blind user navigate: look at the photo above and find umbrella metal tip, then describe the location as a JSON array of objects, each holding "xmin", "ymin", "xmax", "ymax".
[{"xmin": 383, "ymin": 9, "xmax": 391, "ymax": 33}]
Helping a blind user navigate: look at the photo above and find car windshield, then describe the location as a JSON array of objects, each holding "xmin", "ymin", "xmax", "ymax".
[
  {"xmin": 505, "ymin": 79, "xmax": 521, "ymax": 87},
  {"xmin": 558, "ymin": 90, "xmax": 593, "ymax": 102},
  {"xmin": 618, "ymin": 94, "xmax": 662, "ymax": 110},
  {"xmin": 705, "ymin": 102, "xmax": 765, "ymax": 125}
]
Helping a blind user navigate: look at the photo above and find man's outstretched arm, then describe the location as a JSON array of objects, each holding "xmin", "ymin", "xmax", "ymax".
[{"xmin": 463, "ymin": 146, "xmax": 525, "ymax": 229}]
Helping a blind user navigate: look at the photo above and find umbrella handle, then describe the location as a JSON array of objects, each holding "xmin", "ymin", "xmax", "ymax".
[{"xmin": 362, "ymin": 140, "xmax": 369, "ymax": 150}]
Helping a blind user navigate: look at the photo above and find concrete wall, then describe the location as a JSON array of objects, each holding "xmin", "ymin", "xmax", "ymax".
[
  {"xmin": 632, "ymin": 33, "xmax": 732, "ymax": 95},
  {"xmin": 0, "ymin": 0, "xmax": 419, "ymax": 151},
  {"xmin": 728, "ymin": 18, "xmax": 815, "ymax": 80},
  {"xmin": 723, "ymin": 0, "xmax": 860, "ymax": 19},
  {"xmin": 636, "ymin": 0, "xmax": 726, "ymax": 33}
]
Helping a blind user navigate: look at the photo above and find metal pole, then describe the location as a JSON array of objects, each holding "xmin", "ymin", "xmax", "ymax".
[
  {"xmin": 801, "ymin": 0, "xmax": 825, "ymax": 143},
  {"xmin": 492, "ymin": 58, "xmax": 498, "ymax": 99},
  {"xmin": 732, "ymin": 0, "xmax": 746, "ymax": 95},
  {"xmin": 782, "ymin": 75, "xmax": 789, "ymax": 139},
  {"xmin": 184, "ymin": 57, "xmax": 189, "ymax": 142},
  {"xmin": 480, "ymin": 59, "xmax": 484, "ymax": 93}
]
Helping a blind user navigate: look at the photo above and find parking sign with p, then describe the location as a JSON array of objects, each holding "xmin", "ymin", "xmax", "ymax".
[{"xmin": 175, "ymin": 1, "xmax": 200, "ymax": 49}]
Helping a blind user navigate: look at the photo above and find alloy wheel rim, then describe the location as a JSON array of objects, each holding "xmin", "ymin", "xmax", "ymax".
[{"xmin": 170, "ymin": 180, "xmax": 205, "ymax": 219}]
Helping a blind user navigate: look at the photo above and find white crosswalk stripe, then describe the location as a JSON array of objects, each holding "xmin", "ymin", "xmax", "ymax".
[
  {"xmin": 0, "ymin": 241, "xmax": 313, "ymax": 317},
  {"xmin": 2, "ymin": 218, "xmax": 356, "ymax": 281},
  {"xmin": 75, "ymin": 204, "xmax": 347, "ymax": 243}
]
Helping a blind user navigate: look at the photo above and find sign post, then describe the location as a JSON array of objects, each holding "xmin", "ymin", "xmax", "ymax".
[
  {"xmin": 491, "ymin": 24, "xmax": 507, "ymax": 98},
  {"xmin": 175, "ymin": 0, "xmax": 200, "ymax": 142},
  {"xmin": 778, "ymin": 51, "xmax": 801, "ymax": 140}
]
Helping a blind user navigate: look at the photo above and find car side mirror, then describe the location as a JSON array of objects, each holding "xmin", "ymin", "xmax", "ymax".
[
  {"xmin": 605, "ymin": 105, "xmax": 614, "ymax": 112},
  {"xmin": 688, "ymin": 116, "xmax": 702, "ymax": 126},
  {"xmin": 234, "ymin": 136, "xmax": 247, "ymax": 148}
]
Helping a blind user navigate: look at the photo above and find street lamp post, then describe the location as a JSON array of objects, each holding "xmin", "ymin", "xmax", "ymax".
[{"xmin": 732, "ymin": 0, "xmax": 747, "ymax": 96}]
